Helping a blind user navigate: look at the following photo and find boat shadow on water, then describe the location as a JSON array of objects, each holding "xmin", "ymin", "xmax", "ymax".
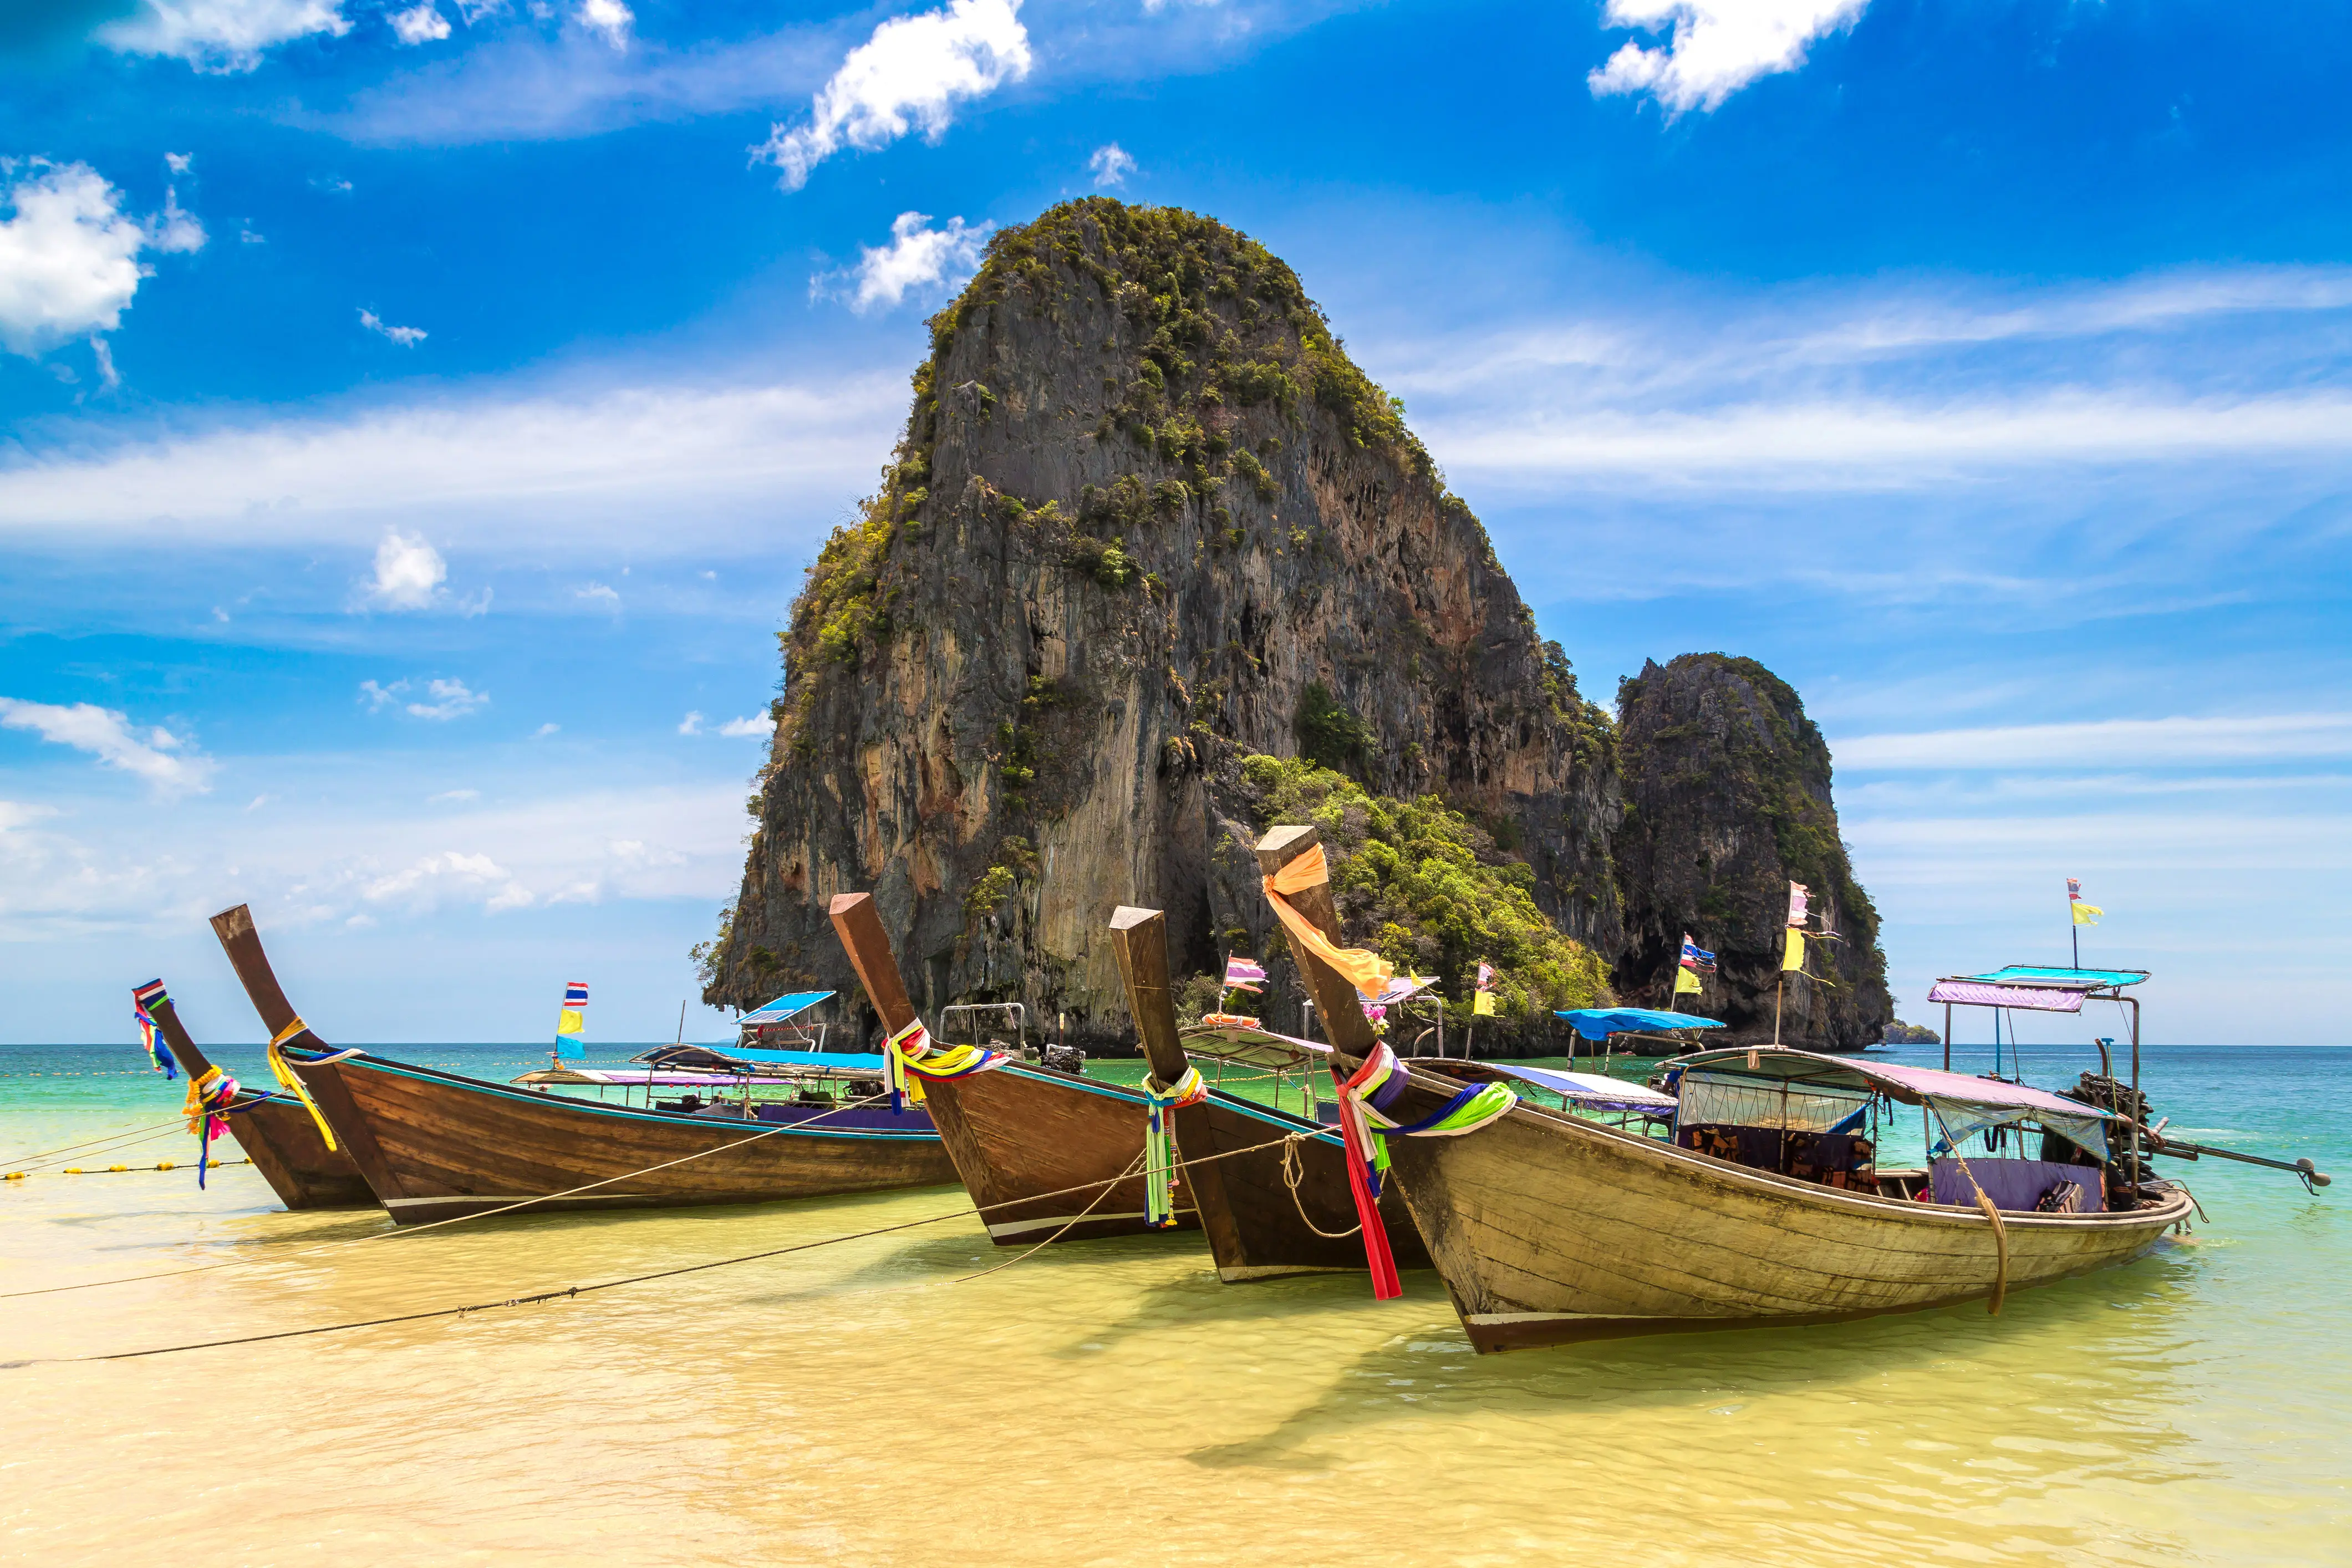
[{"xmin": 1181, "ymin": 1245, "xmax": 2206, "ymax": 1474}]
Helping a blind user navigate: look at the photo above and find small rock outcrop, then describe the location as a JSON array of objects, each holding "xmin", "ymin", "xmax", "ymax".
[{"xmin": 1614, "ymin": 654, "xmax": 1892, "ymax": 1048}]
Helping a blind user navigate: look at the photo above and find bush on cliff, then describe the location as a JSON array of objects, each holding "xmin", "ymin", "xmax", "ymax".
[{"xmin": 1236, "ymin": 754, "xmax": 1611, "ymax": 1022}]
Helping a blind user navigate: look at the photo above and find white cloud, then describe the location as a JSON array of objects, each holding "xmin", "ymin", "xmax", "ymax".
[
  {"xmin": 577, "ymin": 582, "xmax": 622, "ymax": 610},
  {"xmin": 430, "ymin": 787, "xmax": 481, "ymax": 801},
  {"xmin": 838, "ymin": 211, "xmax": 991, "ymax": 313},
  {"xmin": 89, "ymin": 338, "xmax": 119, "ymax": 393},
  {"xmin": 0, "ymin": 373, "xmax": 903, "ymax": 552},
  {"xmin": 1589, "ymin": 0, "xmax": 1867, "ymax": 115},
  {"xmin": 677, "ymin": 710, "xmax": 704, "ymax": 736},
  {"xmin": 1831, "ymin": 714, "xmax": 2352, "ymax": 772},
  {"xmin": 576, "ymin": 0, "xmax": 630, "ymax": 49},
  {"xmin": 100, "ymin": 0, "xmax": 352, "ymax": 71},
  {"xmin": 164, "ymin": 152, "xmax": 194, "ymax": 175},
  {"xmin": 0, "ymin": 698, "xmax": 215, "ymax": 796},
  {"xmin": 752, "ymin": 0, "xmax": 1031, "ymax": 191},
  {"xmin": 389, "ymin": 2, "xmax": 450, "ymax": 43},
  {"xmin": 534, "ymin": 722, "xmax": 561, "ymax": 737},
  {"xmin": 1088, "ymin": 142, "xmax": 1136, "ymax": 188},
  {"xmin": 366, "ymin": 528, "xmax": 447, "ymax": 609},
  {"xmin": 361, "ymin": 677, "xmax": 489, "ymax": 720},
  {"xmin": 717, "ymin": 715, "xmax": 768, "ymax": 737},
  {"xmin": 360, "ymin": 308, "xmax": 427, "ymax": 346},
  {"xmin": 365, "ymin": 849, "xmax": 533, "ymax": 912},
  {"xmin": 0, "ymin": 162, "xmax": 206, "ymax": 357}
]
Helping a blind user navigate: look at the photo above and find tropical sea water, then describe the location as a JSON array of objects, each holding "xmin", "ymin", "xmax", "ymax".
[{"xmin": 1, "ymin": 1038, "xmax": 2345, "ymax": 1566}]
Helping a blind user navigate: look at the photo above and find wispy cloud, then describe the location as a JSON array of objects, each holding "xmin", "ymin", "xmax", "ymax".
[
  {"xmin": 1087, "ymin": 142, "xmax": 1136, "ymax": 188},
  {"xmin": 1590, "ymin": 0, "xmax": 1867, "ymax": 114},
  {"xmin": 752, "ymin": 0, "xmax": 1031, "ymax": 191},
  {"xmin": 360, "ymin": 308, "xmax": 427, "ymax": 345},
  {"xmin": 1832, "ymin": 714, "xmax": 2352, "ymax": 771},
  {"xmin": 717, "ymin": 715, "xmax": 768, "ymax": 737},
  {"xmin": 389, "ymin": 1, "xmax": 450, "ymax": 44},
  {"xmin": 676, "ymin": 710, "xmax": 704, "ymax": 736},
  {"xmin": 364, "ymin": 529, "xmax": 447, "ymax": 608},
  {"xmin": 0, "ymin": 374, "xmax": 903, "ymax": 552},
  {"xmin": 0, "ymin": 698, "xmax": 215, "ymax": 796},
  {"xmin": 361, "ymin": 677, "xmax": 490, "ymax": 720}
]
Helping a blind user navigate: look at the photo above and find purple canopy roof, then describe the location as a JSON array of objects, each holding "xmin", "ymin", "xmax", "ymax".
[
  {"xmin": 1925, "ymin": 979, "xmax": 2086, "ymax": 1013},
  {"xmin": 1674, "ymin": 1046, "xmax": 2119, "ymax": 1121}
]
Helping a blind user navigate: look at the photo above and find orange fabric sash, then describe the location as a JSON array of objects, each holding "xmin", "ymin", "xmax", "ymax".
[{"xmin": 1260, "ymin": 843, "xmax": 1393, "ymax": 1000}]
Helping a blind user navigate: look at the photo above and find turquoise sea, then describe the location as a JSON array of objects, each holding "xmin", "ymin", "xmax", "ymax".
[{"xmin": 2, "ymin": 1038, "xmax": 2346, "ymax": 1565}]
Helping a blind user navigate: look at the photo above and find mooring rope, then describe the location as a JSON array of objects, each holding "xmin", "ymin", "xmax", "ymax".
[
  {"xmin": 0, "ymin": 1088, "xmax": 907, "ymax": 1301},
  {"xmin": 1, "ymin": 1128, "xmax": 1326, "ymax": 1365},
  {"xmin": 1278, "ymin": 1133, "xmax": 1360, "ymax": 1239},
  {"xmin": 0, "ymin": 1099, "xmax": 280, "ymax": 1175}
]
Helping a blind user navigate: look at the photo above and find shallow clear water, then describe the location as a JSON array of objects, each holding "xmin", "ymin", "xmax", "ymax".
[{"xmin": 2, "ymin": 1040, "xmax": 2345, "ymax": 1565}]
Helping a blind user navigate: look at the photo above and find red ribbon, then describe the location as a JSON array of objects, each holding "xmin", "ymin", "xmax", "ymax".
[{"xmin": 1333, "ymin": 1056, "xmax": 1403, "ymax": 1301}]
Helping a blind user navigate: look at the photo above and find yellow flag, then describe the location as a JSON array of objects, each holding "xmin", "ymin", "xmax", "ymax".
[
  {"xmin": 2071, "ymin": 902, "xmax": 2104, "ymax": 926},
  {"xmin": 1473, "ymin": 991, "xmax": 1497, "ymax": 1017},
  {"xmin": 1673, "ymin": 966, "xmax": 1702, "ymax": 995},
  {"xmin": 558, "ymin": 1007, "xmax": 584, "ymax": 1035},
  {"xmin": 1782, "ymin": 929, "xmax": 1806, "ymax": 973}
]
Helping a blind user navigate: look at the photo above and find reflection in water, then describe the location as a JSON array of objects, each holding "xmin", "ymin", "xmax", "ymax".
[{"xmin": 3, "ymin": 1043, "xmax": 2348, "ymax": 1565}]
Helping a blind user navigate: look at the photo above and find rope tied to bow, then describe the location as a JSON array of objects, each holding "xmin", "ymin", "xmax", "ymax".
[{"xmin": 882, "ymin": 1019, "xmax": 1007, "ymax": 1113}]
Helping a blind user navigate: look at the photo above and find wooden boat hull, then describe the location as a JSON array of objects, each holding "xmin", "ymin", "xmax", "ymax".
[
  {"xmin": 1385, "ymin": 1083, "xmax": 2193, "ymax": 1351},
  {"xmin": 146, "ymin": 997, "xmax": 375, "ymax": 1210},
  {"xmin": 1173, "ymin": 1092, "xmax": 1430, "ymax": 1280},
  {"xmin": 283, "ymin": 1049, "xmax": 958, "ymax": 1226},
  {"xmin": 919, "ymin": 1065, "xmax": 1205, "ymax": 1244}
]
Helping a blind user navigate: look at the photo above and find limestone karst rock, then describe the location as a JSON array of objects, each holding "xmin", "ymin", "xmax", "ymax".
[{"xmin": 703, "ymin": 198, "xmax": 1888, "ymax": 1052}]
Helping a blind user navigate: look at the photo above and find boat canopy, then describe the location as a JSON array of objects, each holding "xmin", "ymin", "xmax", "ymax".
[
  {"xmin": 515, "ymin": 1067, "xmax": 824, "ymax": 1088},
  {"xmin": 737, "ymin": 990, "xmax": 834, "ymax": 1024},
  {"xmin": 1180, "ymin": 1022, "xmax": 1331, "ymax": 1071},
  {"xmin": 1670, "ymin": 1046, "xmax": 2119, "ymax": 1159},
  {"xmin": 1475, "ymin": 1063, "xmax": 1677, "ymax": 1112},
  {"xmin": 631, "ymin": 1042, "xmax": 884, "ymax": 1075},
  {"xmin": 1927, "ymin": 965, "xmax": 2150, "ymax": 1012},
  {"xmin": 1553, "ymin": 1007, "xmax": 1727, "ymax": 1041}
]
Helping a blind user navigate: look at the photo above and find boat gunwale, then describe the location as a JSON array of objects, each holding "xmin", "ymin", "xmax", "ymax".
[
  {"xmin": 294, "ymin": 1047, "xmax": 945, "ymax": 1143},
  {"xmin": 1397, "ymin": 1061, "xmax": 2194, "ymax": 1234}
]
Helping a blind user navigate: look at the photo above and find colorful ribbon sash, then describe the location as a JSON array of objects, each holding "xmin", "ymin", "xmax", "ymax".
[
  {"xmin": 181, "ymin": 1065, "xmax": 241, "ymax": 1189},
  {"xmin": 131, "ymin": 979, "xmax": 176, "ymax": 1079},
  {"xmin": 1332, "ymin": 1042, "xmax": 1520, "ymax": 1300},
  {"xmin": 1141, "ymin": 1065, "xmax": 1209, "ymax": 1228},
  {"xmin": 1261, "ymin": 844, "xmax": 1394, "ymax": 1001},
  {"xmin": 266, "ymin": 1016, "xmax": 343, "ymax": 1153},
  {"xmin": 883, "ymin": 1019, "xmax": 1008, "ymax": 1113}
]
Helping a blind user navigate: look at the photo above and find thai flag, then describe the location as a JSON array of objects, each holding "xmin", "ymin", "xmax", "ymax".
[
  {"xmin": 564, "ymin": 982, "xmax": 589, "ymax": 1006},
  {"xmin": 2067, "ymin": 878, "xmax": 2084, "ymax": 902},
  {"xmin": 1679, "ymin": 935, "xmax": 1717, "ymax": 975},
  {"xmin": 1476, "ymin": 962, "xmax": 1495, "ymax": 991},
  {"xmin": 1223, "ymin": 957, "xmax": 1266, "ymax": 991}
]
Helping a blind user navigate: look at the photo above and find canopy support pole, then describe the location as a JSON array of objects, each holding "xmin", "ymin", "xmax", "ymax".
[{"xmin": 1942, "ymin": 1002, "xmax": 1952, "ymax": 1071}]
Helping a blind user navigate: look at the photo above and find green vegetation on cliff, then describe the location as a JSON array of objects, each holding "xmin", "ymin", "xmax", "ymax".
[{"xmin": 1236, "ymin": 754, "xmax": 1611, "ymax": 1023}]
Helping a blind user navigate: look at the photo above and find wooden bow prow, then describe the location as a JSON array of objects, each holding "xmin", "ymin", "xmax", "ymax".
[
  {"xmin": 1107, "ymin": 905, "xmax": 1192, "ymax": 1088},
  {"xmin": 828, "ymin": 892, "xmax": 919, "ymax": 1035},
  {"xmin": 209, "ymin": 903, "xmax": 312, "ymax": 1045}
]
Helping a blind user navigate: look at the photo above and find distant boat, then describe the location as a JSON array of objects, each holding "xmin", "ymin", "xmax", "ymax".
[{"xmin": 207, "ymin": 904, "xmax": 956, "ymax": 1226}]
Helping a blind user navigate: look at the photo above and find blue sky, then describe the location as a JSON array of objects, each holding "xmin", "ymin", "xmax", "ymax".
[{"xmin": 1, "ymin": 0, "xmax": 2345, "ymax": 1046}]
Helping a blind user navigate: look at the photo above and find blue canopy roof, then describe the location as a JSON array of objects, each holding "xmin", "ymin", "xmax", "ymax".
[
  {"xmin": 1960, "ymin": 966, "xmax": 2149, "ymax": 990},
  {"xmin": 1554, "ymin": 1008, "xmax": 1728, "ymax": 1041},
  {"xmin": 739, "ymin": 990, "xmax": 834, "ymax": 1024},
  {"xmin": 715, "ymin": 1046, "xmax": 884, "ymax": 1071}
]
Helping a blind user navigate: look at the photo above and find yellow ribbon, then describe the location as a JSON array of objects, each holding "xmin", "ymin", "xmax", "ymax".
[
  {"xmin": 1261, "ymin": 843, "xmax": 1393, "ymax": 1000},
  {"xmin": 181, "ymin": 1065, "xmax": 227, "ymax": 1136},
  {"xmin": 267, "ymin": 1016, "xmax": 339, "ymax": 1153}
]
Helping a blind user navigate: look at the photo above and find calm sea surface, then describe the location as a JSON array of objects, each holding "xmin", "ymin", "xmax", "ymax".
[{"xmin": 2, "ymin": 1038, "xmax": 2346, "ymax": 1565}]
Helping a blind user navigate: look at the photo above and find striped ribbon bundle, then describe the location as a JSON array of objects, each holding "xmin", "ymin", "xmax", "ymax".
[
  {"xmin": 266, "ymin": 1017, "xmax": 344, "ymax": 1153},
  {"xmin": 1140, "ymin": 1066, "xmax": 1209, "ymax": 1229},
  {"xmin": 180, "ymin": 1066, "xmax": 241, "ymax": 1190},
  {"xmin": 130, "ymin": 980, "xmax": 176, "ymax": 1079},
  {"xmin": 882, "ymin": 1019, "xmax": 1008, "ymax": 1113},
  {"xmin": 1332, "ymin": 1043, "xmax": 1519, "ymax": 1300}
]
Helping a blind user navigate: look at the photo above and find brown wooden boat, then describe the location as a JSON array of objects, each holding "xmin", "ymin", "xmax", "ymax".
[
  {"xmin": 139, "ymin": 984, "xmax": 375, "ymax": 1210},
  {"xmin": 828, "ymin": 892, "xmax": 1200, "ymax": 1243},
  {"xmin": 1107, "ymin": 903, "xmax": 1428, "ymax": 1280},
  {"xmin": 1253, "ymin": 824, "xmax": 2196, "ymax": 1351},
  {"xmin": 208, "ymin": 904, "xmax": 958, "ymax": 1226}
]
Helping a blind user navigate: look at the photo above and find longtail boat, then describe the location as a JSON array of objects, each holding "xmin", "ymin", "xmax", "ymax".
[
  {"xmin": 1250, "ymin": 824, "xmax": 2220, "ymax": 1350},
  {"xmin": 828, "ymin": 892, "xmax": 1200, "ymax": 1243},
  {"xmin": 207, "ymin": 904, "xmax": 957, "ymax": 1226},
  {"xmin": 133, "ymin": 981, "xmax": 374, "ymax": 1209},
  {"xmin": 1107, "ymin": 903, "xmax": 1430, "ymax": 1280}
]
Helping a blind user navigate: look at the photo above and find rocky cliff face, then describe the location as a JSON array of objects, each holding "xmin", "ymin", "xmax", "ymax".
[
  {"xmin": 705, "ymin": 199, "xmax": 1888, "ymax": 1052},
  {"xmin": 1615, "ymin": 655, "xmax": 1892, "ymax": 1048}
]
